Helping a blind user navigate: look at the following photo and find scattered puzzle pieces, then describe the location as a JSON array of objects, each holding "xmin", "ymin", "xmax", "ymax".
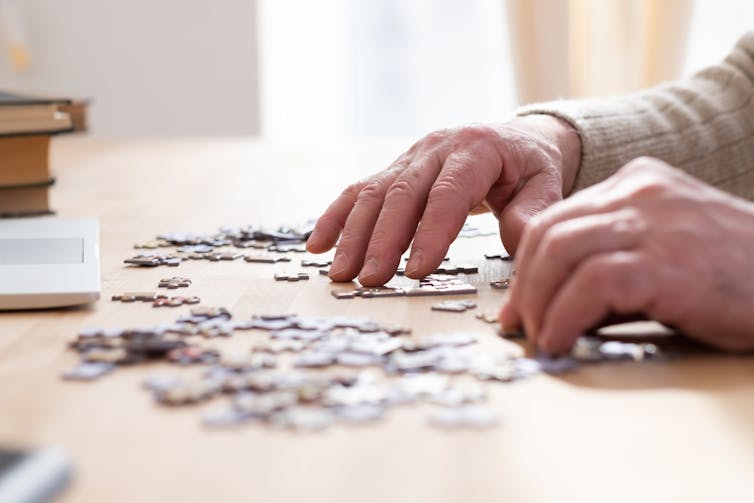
[
  {"xmin": 301, "ymin": 259, "xmax": 333, "ymax": 268},
  {"xmin": 274, "ymin": 272, "xmax": 310, "ymax": 282},
  {"xmin": 490, "ymin": 279, "xmax": 511, "ymax": 290},
  {"xmin": 124, "ymin": 253, "xmax": 183, "ymax": 267},
  {"xmin": 331, "ymin": 274, "xmax": 477, "ymax": 299},
  {"xmin": 112, "ymin": 292, "xmax": 165, "ymax": 302},
  {"xmin": 153, "ymin": 296, "xmax": 201, "ymax": 308},
  {"xmin": 484, "ymin": 252, "xmax": 513, "ymax": 261},
  {"xmin": 159, "ymin": 277, "xmax": 191, "ymax": 289},
  {"xmin": 475, "ymin": 311, "xmax": 499, "ymax": 324},
  {"xmin": 396, "ymin": 264, "xmax": 478, "ymax": 276},
  {"xmin": 431, "ymin": 299, "xmax": 477, "ymax": 312},
  {"xmin": 244, "ymin": 255, "xmax": 291, "ymax": 263}
]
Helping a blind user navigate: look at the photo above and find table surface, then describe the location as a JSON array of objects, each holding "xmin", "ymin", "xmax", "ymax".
[{"xmin": 1, "ymin": 137, "xmax": 753, "ymax": 503}]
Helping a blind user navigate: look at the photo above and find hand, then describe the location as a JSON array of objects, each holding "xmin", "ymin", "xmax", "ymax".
[
  {"xmin": 499, "ymin": 157, "xmax": 754, "ymax": 354},
  {"xmin": 306, "ymin": 115, "xmax": 582, "ymax": 286}
]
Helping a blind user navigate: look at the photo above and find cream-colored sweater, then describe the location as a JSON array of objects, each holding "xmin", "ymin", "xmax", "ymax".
[{"xmin": 517, "ymin": 31, "xmax": 754, "ymax": 199}]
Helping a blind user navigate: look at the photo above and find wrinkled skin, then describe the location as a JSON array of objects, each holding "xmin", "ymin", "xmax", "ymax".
[
  {"xmin": 309, "ymin": 113, "xmax": 754, "ymax": 354},
  {"xmin": 500, "ymin": 157, "xmax": 754, "ymax": 354},
  {"xmin": 306, "ymin": 115, "xmax": 581, "ymax": 286}
]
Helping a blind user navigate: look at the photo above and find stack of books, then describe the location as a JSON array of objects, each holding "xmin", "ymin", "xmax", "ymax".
[{"xmin": 0, "ymin": 91, "xmax": 86, "ymax": 217}]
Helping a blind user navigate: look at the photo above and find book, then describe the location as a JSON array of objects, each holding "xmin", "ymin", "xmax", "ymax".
[
  {"xmin": 0, "ymin": 90, "xmax": 73, "ymax": 136},
  {"xmin": 0, "ymin": 135, "xmax": 50, "ymax": 186},
  {"xmin": 57, "ymin": 100, "xmax": 88, "ymax": 133},
  {"xmin": 0, "ymin": 90, "xmax": 86, "ymax": 217},
  {"xmin": 0, "ymin": 178, "xmax": 54, "ymax": 216}
]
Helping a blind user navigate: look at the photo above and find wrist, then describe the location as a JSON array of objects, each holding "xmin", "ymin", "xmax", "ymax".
[
  {"xmin": 517, "ymin": 114, "xmax": 582, "ymax": 195},
  {"xmin": 549, "ymin": 116, "xmax": 582, "ymax": 195}
]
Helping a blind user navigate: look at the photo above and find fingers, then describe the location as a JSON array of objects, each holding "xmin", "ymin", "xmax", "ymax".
[
  {"xmin": 306, "ymin": 180, "xmax": 368, "ymax": 253},
  {"xmin": 327, "ymin": 168, "xmax": 404, "ymax": 281},
  {"xmin": 497, "ymin": 169, "xmax": 564, "ymax": 256},
  {"xmin": 513, "ymin": 183, "xmax": 606, "ymax": 271},
  {"xmin": 499, "ymin": 180, "xmax": 616, "ymax": 331},
  {"xmin": 357, "ymin": 152, "xmax": 445, "ymax": 286},
  {"xmin": 515, "ymin": 209, "xmax": 647, "ymax": 343},
  {"xmin": 537, "ymin": 251, "xmax": 654, "ymax": 354},
  {"xmin": 307, "ymin": 151, "xmax": 412, "ymax": 254},
  {"xmin": 496, "ymin": 170, "xmax": 565, "ymax": 333},
  {"xmin": 406, "ymin": 150, "xmax": 502, "ymax": 278}
]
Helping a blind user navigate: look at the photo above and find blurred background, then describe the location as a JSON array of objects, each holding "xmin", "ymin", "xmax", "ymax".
[{"xmin": 0, "ymin": 0, "xmax": 750, "ymax": 139}]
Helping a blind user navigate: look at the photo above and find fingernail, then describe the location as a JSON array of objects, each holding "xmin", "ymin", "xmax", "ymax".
[
  {"xmin": 359, "ymin": 256, "xmax": 379, "ymax": 281},
  {"xmin": 405, "ymin": 249, "xmax": 424, "ymax": 276},
  {"xmin": 329, "ymin": 251, "xmax": 349, "ymax": 277}
]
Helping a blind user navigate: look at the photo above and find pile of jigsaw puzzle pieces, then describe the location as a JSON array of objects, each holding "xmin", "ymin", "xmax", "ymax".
[
  {"xmin": 122, "ymin": 222, "xmax": 490, "ymax": 302},
  {"xmin": 64, "ymin": 307, "xmax": 665, "ymax": 431},
  {"xmin": 62, "ymin": 220, "xmax": 667, "ymax": 432}
]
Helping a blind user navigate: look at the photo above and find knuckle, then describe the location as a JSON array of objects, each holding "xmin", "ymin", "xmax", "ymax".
[
  {"xmin": 455, "ymin": 124, "xmax": 497, "ymax": 145},
  {"xmin": 429, "ymin": 178, "xmax": 466, "ymax": 204},
  {"xmin": 342, "ymin": 182, "xmax": 364, "ymax": 200},
  {"xmin": 385, "ymin": 173, "xmax": 421, "ymax": 202},
  {"xmin": 526, "ymin": 213, "xmax": 551, "ymax": 240},
  {"xmin": 357, "ymin": 179, "xmax": 388, "ymax": 204},
  {"xmin": 612, "ymin": 208, "xmax": 647, "ymax": 235},
  {"xmin": 538, "ymin": 226, "xmax": 571, "ymax": 261},
  {"xmin": 613, "ymin": 163, "xmax": 677, "ymax": 202},
  {"xmin": 422, "ymin": 128, "xmax": 450, "ymax": 145},
  {"xmin": 629, "ymin": 177, "xmax": 672, "ymax": 200}
]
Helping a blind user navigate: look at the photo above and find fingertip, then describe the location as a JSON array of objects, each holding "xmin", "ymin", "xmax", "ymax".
[
  {"xmin": 307, "ymin": 223, "xmax": 340, "ymax": 251},
  {"xmin": 357, "ymin": 256, "xmax": 386, "ymax": 287},
  {"xmin": 498, "ymin": 295, "xmax": 517, "ymax": 324},
  {"xmin": 404, "ymin": 248, "xmax": 424, "ymax": 277},
  {"xmin": 307, "ymin": 215, "xmax": 346, "ymax": 252},
  {"xmin": 305, "ymin": 240, "xmax": 328, "ymax": 254},
  {"xmin": 405, "ymin": 247, "xmax": 452, "ymax": 279},
  {"xmin": 328, "ymin": 251, "xmax": 356, "ymax": 282},
  {"xmin": 358, "ymin": 273, "xmax": 389, "ymax": 287},
  {"xmin": 405, "ymin": 262, "xmax": 440, "ymax": 280},
  {"xmin": 538, "ymin": 330, "xmax": 574, "ymax": 356},
  {"xmin": 328, "ymin": 270, "xmax": 356, "ymax": 283}
]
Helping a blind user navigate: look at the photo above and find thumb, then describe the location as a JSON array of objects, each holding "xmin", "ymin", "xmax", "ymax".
[{"xmin": 498, "ymin": 171, "xmax": 563, "ymax": 255}]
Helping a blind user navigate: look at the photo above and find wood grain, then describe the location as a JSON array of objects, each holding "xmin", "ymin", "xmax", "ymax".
[{"xmin": 1, "ymin": 137, "xmax": 753, "ymax": 503}]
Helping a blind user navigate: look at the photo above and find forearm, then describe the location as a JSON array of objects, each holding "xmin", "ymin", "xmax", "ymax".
[{"xmin": 516, "ymin": 31, "xmax": 754, "ymax": 200}]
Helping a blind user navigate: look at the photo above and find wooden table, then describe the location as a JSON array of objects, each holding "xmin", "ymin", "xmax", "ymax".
[{"xmin": 2, "ymin": 137, "xmax": 753, "ymax": 503}]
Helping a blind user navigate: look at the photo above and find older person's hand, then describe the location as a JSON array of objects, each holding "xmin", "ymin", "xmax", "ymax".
[
  {"xmin": 306, "ymin": 115, "xmax": 581, "ymax": 286},
  {"xmin": 500, "ymin": 157, "xmax": 754, "ymax": 354}
]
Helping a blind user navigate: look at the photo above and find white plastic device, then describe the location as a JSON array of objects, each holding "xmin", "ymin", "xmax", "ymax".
[{"xmin": 0, "ymin": 218, "xmax": 100, "ymax": 309}]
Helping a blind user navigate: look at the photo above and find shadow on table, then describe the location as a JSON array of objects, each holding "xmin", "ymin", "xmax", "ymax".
[
  {"xmin": 516, "ymin": 321, "xmax": 754, "ymax": 392},
  {"xmin": 1, "ymin": 303, "xmax": 97, "ymax": 316}
]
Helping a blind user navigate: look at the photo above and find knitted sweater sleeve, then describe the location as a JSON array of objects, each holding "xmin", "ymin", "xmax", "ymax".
[{"xmin": 516, "ymin": 31, "xmax": 754, "ymax": 199}]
